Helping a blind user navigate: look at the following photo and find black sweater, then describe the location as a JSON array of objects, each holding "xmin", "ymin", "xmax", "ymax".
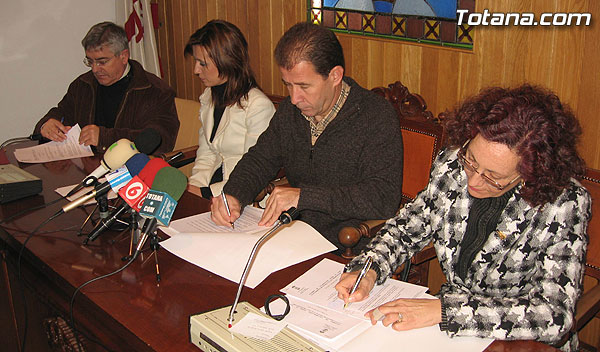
[{"xmin": 224, "ymin": 77, "xmax": 403, "ymax": 250}]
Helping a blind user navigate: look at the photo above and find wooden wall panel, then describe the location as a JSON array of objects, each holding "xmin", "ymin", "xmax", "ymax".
[
  {"xmin": 578, "ymin": 0, "xmax": 600, "ymax": 168},
  {"xmin": 155, "ymin": 0, "xmax": 600, "ymax": 169}
]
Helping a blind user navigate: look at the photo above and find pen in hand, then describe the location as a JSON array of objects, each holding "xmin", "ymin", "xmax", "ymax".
[
  {"xmin": 221, "ymin": 192, "xmax": 235, "ymax": 229},
  {"xmin": 345, "ymin": 256, "xmax": 373, "ymax": 309}
]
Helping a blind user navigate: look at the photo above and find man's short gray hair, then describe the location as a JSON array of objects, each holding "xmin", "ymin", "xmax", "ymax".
[{"xmin": 81, "ymin": 22, "xmax": 129, "ymax": 54}]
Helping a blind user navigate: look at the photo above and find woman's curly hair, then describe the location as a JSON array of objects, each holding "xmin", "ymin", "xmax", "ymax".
[{"xmin": 443, "ymin": 84, "xmax": 585, "ymax": 207}]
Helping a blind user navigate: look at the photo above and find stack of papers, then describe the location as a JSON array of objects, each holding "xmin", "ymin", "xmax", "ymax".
[
  {"xmin": 160, "ymin": 206, "xmax": 337, "ymax": 288},
  {"xmin": 14, "ymin": 124, "xmax": 93, "ymax": 163},
  {"xmin": 274, "ymin": 258, "xmax": 493, "ymax": 352}
]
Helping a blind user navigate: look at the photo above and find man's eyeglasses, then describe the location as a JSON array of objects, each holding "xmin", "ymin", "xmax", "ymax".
[
  {"xmin": 83, "ymin": 55, "xmax": 116, "ymax": 68},
  {"xmin": 457, "ymin": 139, "xmax": 521, "ymax": 191}
]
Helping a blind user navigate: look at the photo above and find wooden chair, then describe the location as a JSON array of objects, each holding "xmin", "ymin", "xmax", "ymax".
[
  {"xmin": 169, "ymin": 97, "xmax": 202, "ymax": 177},
  {"xmin": 338, "ymin": 81, "xmax": 445, "ymax": 277},
  {"xmin": 575, "ymin": 168, "xmax": 600, "ymax": 351}
]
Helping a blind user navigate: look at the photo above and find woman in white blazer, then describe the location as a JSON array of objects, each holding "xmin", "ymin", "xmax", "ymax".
[{"xmin": 184, "ymin": 20, "xmax": 275, "ymax": 198}]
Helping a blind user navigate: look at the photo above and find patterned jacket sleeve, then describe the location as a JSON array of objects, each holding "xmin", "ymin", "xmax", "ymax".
[{"xmin": 440, "ymin": 185, "xmax": 590, "ymax": 344}]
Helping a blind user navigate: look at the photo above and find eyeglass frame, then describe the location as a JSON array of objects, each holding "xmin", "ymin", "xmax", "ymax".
[
  {"xmin": 83, "ymin": 54, "xmax": 118, "ymax": 68},
  {"xmin": 457, "ymin": 139, "xmax": 521, "ymax": 191}
]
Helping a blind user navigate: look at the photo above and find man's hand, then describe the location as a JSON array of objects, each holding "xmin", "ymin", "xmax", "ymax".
[
  {"xmin": 335, "ymin": 269, "xmax": 377, "ymax": 306},
  {"xmin": 79, "ymin": 125, "xmax": 100, "ymax": 146},
  {"xmin": 210, "ymin": 193, "xmax": 241, "ymax": 227},
  {"xmin": 365, "ymin": 298, "xmax": 442, "ymax": 331},
  {"xmin": 40, "ymin": 119, "xmax": 70, "ymax": 142},
  {"xmin": 259, "ymin": 186, "xmax": 300, "ymax": 226}
]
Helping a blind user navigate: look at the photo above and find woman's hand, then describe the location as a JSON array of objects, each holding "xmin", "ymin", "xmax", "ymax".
[
  {"xmin": 335, "ymin": 269, "xmax": 377, "ymax": 305},
  {"xmin": 367, "ymin": 298, "xmax": 442, "ymax": 331}
]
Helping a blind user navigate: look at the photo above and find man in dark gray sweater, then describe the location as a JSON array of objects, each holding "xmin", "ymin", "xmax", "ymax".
[{"xmin": 211, "ymin": 22, "xmax": 403, "ymax": 251}]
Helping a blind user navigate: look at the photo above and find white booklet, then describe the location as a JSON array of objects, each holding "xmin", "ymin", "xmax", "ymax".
[
  {"xmin": 160, "ymin": 206, "xmax": 337, "ymax": 288},
  {"xmin": 276, "ymin": 258, "xmax": 493, "ymax": 352}
]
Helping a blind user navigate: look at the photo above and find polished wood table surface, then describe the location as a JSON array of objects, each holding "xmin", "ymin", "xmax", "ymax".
[{"xmin": 0, "ymin": 147, "xmax": 559, "ymax": 351}]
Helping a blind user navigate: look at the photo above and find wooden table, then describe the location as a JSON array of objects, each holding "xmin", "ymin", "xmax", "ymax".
[{"xmin": 0, "ymin": 148, "xmax": 559, "ymax": 351}]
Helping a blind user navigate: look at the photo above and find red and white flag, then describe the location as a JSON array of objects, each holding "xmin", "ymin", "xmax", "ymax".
[{"xmin": 117, "ymin": 0, "xmax": 161, "ymax": 77}]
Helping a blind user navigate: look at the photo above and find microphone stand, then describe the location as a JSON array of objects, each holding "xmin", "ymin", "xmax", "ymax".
[
  {"xmin": 120, "ymin": 208, "xmax": 141, "ymax": 260},
  {"xmin": 227, "ymin": 207, "xmax": 299, "ymax": 328},
  {"xmin": 97, "ymin": 193, "xmax": 110, "ymax": 220},
  {"xmin": 75, "ymin": 179, "xmax": 102, "ymax": 237},
  {"xmin": 149, "ymin": 232, "xmax": 161, "ymax": 283},
  {"xmin": 77, "ymin": 206, "xmax": 97, "ymax": 237}
]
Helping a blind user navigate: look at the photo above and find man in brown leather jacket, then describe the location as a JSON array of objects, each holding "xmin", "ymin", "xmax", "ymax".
[{"xmin": 34, "ymin": 22, "xmax": 179, "ymax": 155}]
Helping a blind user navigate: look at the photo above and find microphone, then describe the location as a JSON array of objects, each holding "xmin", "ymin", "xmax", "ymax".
[
  {"xmin": 67, "ymin": 128, "xmax": 162, "ymax": 197},
  {"xmin": 67, "ymin": 139, "xmax": 137, "ymax": 197},
  {"xmin": 136, "ymin": 158, "xmax": 169, "ymax": 186},
  {"xmin": 103, "ymin": 153, "xmax": 151, "ymax": 194},
  {"xmin": 84, "ymin": 155, "xmax": 154, "ymax": 243},
  {"xmin": 133, "ymin": 167, "xmax": 187, "ymax": 259},
  {"xmin": 58, "ymin": 182, "xmax": 113, "ymax": 215},
  {"xmin": 57, "ymin": 153, "xmax": 152, "ymax": 217},
  {"xmin": 228, "ymin": 207, "xmax": 299, "ymax": 328},
  {"xmin": 163, "ymin": 151, "xmax": 184, "ymax": 165},
  {"xmin": 83, "ymin": 203, "xmax": 130, "ymax": 244},
  {"xmin": 133, "ymin": 128, "xmax": 162, "ymax": 155}
]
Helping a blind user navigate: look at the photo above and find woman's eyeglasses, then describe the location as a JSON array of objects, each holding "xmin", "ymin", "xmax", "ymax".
[{"xmin": 457, "ymin": 139, "xmax": 521, "ymax": 191}]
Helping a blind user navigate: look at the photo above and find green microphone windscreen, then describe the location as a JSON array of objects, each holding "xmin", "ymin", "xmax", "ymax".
[{"xmin": 151, "ymin": 167, "xmax": 188, "ymax": 201}]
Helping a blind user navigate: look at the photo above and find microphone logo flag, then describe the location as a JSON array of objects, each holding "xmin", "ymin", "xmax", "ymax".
[
  {"xmin": 118, "ymin": 176, "xmax": 149, "ymax": 212},
  {"xmin": 139, "ymin": 190, "xmax": 177, "ymax": 226},
  {"xmin": 105, "ymin": 166, "xmax": 133, "ymax": 192}
]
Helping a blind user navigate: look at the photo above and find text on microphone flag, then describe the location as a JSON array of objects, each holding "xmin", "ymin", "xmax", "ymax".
[{"xmin": 105, "ymin": 166, "xmax": 133, "ymax": 192}]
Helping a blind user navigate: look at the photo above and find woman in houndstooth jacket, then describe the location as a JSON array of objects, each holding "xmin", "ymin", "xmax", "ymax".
[{"xmin": 336, "ymin": 84, "xmax": 590, "ymax": 351}]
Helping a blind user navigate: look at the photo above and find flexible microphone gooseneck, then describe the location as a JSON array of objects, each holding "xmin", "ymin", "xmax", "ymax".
[
  {"xmin": 0, "ymin": 134, "xmax": 42, "ymax": 149},
  {"xmin": 227, "ymin": 207, "xmax": 299, "ymax": 328}
]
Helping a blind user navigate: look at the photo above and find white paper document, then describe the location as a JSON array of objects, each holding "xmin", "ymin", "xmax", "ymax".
[
  {"xmin": 166, "ymin": 206, "xmax": 265, "ymax": 234},
  {"xmin": 282, "ymin": 258, "xmax": 428, "ymax": 320},
  {"xmin": 230, "ymin": 312, "xmax": 287, "ymax": 340},
  {"xmin": 276, "ymin": 258, "xmax": 493, "ymax": 352},
  {"xmin": 279, "ymin": 258, "xmax": 427, "ymax": 341},
  {"xmin": 14, "ymin": 124, "xmax": 93, "ymax": 163},
  {"xmin": 160, "ymin": 206, "xmax": 337, "ymax": 288}
]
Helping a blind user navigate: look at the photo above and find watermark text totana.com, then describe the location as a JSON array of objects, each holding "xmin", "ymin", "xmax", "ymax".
[{"xmin": 457, "ymin": 9, "xmax": 591, "ymax": 26}]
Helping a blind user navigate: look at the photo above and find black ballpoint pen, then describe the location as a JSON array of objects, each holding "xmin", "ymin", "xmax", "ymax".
[{"xmin": 221, "ymin": 192, "xmax": 235, "ymax": 229}]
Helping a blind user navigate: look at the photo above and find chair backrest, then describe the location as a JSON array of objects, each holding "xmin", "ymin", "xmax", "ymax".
[
  {"xmin": 569, "ymin": 168, "xmax": 600, "ymax": 348},
  {"xmin": 581, "ymin": 168, "xmax": 600, "ymax": 279},
  {"xmin": 174, "ymin": 97, "xmax": 202, "ymax": 151},
  {"xmin": 173, "ymin": 97, "xmax": 202, "ymax": 177},
  {"xmin": 266, "ymin": 94, "xmax": 285, "ymax": 110},
  {"xmin": 371, "ymin": 81, "xmax": 444, "ymax": 204}
]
